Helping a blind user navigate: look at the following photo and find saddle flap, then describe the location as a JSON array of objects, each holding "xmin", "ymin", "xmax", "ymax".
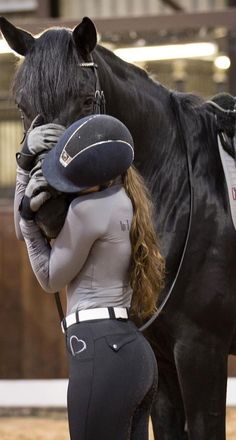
[{"xmin": 218, "ymin": 134, "xmax": 236, "ymax": 231}]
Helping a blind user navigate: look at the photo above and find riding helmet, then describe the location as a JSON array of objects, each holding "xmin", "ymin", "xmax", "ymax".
[{"xmin": 42, "ymin": 114, "xmax": 134, "ymax": 193}]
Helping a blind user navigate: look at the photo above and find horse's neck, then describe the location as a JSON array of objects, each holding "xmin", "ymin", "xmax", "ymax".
[
  {"xmin": 94, "ymin": 46, "xmax": 172, "ymax": 145},
  {"xmin": 94, "ymin": 48, "xmax": 201, "ymax": 275}
]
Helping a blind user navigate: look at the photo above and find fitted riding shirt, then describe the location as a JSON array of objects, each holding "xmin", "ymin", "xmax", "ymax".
[{"xmin": 16, "ymin": 176, "xmax": 133, "ymax": 315}]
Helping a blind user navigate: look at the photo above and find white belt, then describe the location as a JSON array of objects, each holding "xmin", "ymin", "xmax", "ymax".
[{"xmin": 61, "ymin": 307, "xmax": 129, "ymax": 333}]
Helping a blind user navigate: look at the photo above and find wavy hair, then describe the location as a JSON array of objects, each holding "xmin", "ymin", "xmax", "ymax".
[{"xmin": 123, "ymin": 166, "xmax": 165, "ymax": 320}]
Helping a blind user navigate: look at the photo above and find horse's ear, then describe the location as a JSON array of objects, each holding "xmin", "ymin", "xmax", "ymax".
[
  {"xmin": 72, "ymin": 17, "xmax": 97, "ymax": 58},
  {"xmin": 0, "ymin": 16, "xmax": 35, "ymax": 56}
]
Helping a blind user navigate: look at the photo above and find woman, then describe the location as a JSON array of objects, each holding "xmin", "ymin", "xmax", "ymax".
[{"xmin": 14, "ymin": 114, "xmax": 165, "ymax": 440}]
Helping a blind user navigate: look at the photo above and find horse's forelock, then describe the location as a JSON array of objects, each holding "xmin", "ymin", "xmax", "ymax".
[{"xmin": 12, "ymin": 27, "xmax": 96, "ymax": 124}]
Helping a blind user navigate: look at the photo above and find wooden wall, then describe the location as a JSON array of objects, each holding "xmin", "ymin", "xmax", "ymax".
[{"xmin": 0, "ymin": 201, "xmax": 67, "ymax": 379}]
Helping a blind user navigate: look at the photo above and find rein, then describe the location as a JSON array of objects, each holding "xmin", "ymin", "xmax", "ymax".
[{"xmin": 139, "ymin": 93, "xmax": 194, "ymax": 332}]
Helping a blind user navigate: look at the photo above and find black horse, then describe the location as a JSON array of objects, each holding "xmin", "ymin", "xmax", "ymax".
[{"xmin": 1, "ymin": 16, "xmax": 236, "ymax": 440}]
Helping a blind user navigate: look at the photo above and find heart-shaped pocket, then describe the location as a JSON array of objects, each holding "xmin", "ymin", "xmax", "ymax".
[{"xmin": 69, "ymin": 335, "xmax": 87, "ymax": 356}]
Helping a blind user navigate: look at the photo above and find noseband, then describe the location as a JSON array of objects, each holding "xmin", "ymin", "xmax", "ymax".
[{"xmin": 79, "ymin": 57, "xmax": 106, "ymax": 115}]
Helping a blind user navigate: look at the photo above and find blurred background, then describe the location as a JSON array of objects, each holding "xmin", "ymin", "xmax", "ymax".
[{"xmin": 0, "ymin": 0, "xmax": 235, "ymax": 432}]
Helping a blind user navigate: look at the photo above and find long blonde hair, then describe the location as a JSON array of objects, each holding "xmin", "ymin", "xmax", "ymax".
[{"xmin": 123, "ymin": 166, "xmax": 165, "ymax": 320}]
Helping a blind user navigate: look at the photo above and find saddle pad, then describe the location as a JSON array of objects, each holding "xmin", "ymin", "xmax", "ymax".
[{"xmin": 218, "ymin": 134, "xmax": 236, "ymax": 231}]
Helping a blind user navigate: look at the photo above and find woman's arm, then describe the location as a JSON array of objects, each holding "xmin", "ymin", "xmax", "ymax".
[
  {"xmin": 14, "ymin": 167, "xmax": 29, "ymax": 240},
  {"xmin": 20, "ymin": 196, "xmax": 106, "ymax": 293},
  {"xmin": 14, "ymin": 122, "xmax": 65, "ymax": 240}
]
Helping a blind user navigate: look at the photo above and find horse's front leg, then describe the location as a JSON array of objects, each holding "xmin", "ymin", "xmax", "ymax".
[{"xmin": 175, "ymin": 338, "xmax": 228, "ymax": 440}]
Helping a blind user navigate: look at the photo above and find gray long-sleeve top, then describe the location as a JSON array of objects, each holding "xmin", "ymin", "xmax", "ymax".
[{"xmin": 14, "ymin": 169, "xmax": 133, "ymax": 315}]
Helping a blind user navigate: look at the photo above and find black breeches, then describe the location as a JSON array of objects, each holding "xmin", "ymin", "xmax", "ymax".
[{"xmin": 66, "ymin": 319, "xmax": 158, "ymax": 440}]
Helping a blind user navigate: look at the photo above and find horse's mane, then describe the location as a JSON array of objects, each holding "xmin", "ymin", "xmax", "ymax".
[
  {"xmin": 96, "ymin": 45, "xmax": 151, "ymax": 81},
  {"xmin": 170, "ymin": 90, "xmax": 228, "ymax": 201},
  {"xmin": 171, "ymin": 91, "xmax": 212, "ymax": 147}
]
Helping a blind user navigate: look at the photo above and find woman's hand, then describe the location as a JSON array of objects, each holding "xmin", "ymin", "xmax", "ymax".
[
  {"xmin": 16, "ymin": 115, "xmax": 65, "ymax": 171},
  {"xmin": 19, "ymin": 166, "xmax": 52, "ymax": 220}
]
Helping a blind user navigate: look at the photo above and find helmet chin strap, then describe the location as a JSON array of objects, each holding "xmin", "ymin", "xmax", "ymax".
[{"xmin": 79, "ymin": 185, "xmax": 101, "ymax": 195}]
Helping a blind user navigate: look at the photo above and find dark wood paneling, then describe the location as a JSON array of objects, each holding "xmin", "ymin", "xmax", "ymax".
[
  {"xmin": 0, "ymin": 200, "xmax": 22, "ymax": 377},
  {"xmin": 0, "ymin": 201, "xmax": 67, "ymax": 378}
]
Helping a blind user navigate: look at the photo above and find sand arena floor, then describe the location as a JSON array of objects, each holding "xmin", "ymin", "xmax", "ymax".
[{"xmin": 0, "ymin": 408, "xmax": 235, "ymax": 439}]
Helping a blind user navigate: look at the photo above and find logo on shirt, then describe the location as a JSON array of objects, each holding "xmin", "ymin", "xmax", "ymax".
[
  {"xmin": 232, "ymin": 187, "xmax": 236, "ymax": 200},
  {"xmin": 120, "ymin": 220, "xmax": 130, "ymax": 231}
]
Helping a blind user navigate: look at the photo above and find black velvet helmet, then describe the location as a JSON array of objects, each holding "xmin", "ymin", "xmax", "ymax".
[{"xmin": 42, "ymin": 114, "xmax": 134, "ymax": 193}]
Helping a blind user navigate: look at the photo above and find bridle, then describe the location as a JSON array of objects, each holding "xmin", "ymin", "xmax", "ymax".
[{"xmin": 79, "ymin": 57, "xmax": 106, "ymax": 115}]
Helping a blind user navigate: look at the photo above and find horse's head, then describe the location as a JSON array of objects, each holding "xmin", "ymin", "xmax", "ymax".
[
  {"xmin": 0, "ymin": 16, "xmax": 103, "ymax": 239},
  {"xmin": 0, "ymin": 16, "xmax": 99, "ymax": 129}
]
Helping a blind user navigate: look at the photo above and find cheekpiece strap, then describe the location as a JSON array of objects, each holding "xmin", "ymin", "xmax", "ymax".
[{"xmin": 79, "ymin": 56, "xmax": 106, "ymax": 115}]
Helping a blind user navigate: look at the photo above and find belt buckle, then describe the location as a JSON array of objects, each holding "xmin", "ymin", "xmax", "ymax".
[{"xmin": 108, "ymin": 307, "xmax": 116, "ymax": 319}]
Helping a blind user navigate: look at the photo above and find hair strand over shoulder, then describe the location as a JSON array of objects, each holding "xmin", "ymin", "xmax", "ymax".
[{"xmin": 123, "ymin": 166, "xmax": 165, "ymax": 320}]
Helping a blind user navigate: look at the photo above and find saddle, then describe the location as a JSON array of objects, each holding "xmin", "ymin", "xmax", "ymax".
[{"xmin": 208, "ymin": 92, "xmax": 236, "ymax": 230}]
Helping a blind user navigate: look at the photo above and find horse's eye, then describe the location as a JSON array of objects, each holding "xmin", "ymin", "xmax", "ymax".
[{"xmin": 83, "ymin": 97, "xmax": 94, "ymax": 107}]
